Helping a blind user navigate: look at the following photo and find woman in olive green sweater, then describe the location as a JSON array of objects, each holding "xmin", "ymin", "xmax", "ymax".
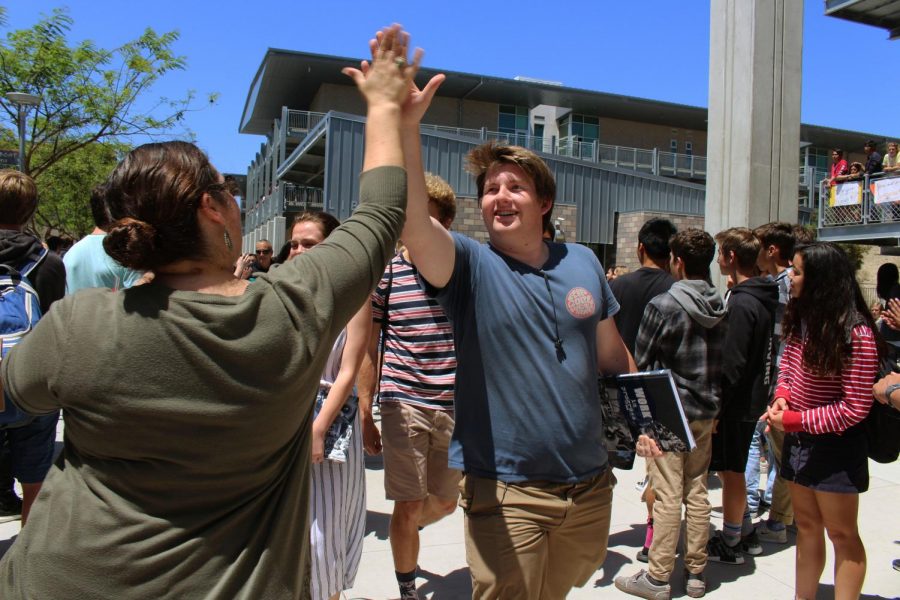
[{"xmin": 0, "ymin": 24, "xmax": 421, "ymax": 600}]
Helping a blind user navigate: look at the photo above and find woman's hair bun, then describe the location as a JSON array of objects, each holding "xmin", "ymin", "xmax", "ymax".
[{"xmin": 103, "ymin": 217, "xmax": 159, "ymax": 271}]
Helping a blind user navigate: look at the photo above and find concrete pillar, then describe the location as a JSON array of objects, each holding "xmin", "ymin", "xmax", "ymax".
[
  {"xmin": 706, "ymin": 0, "xmax": 803, "ymax": 235},
  {"xmin": 273, "ymin": 216, "xmax": 287, "ymax": 251}
]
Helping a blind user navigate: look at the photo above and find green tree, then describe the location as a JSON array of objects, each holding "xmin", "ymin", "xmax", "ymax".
[
  {"xmin": 0, "ymin": 8, "xmax": 215, "ymax": 234},
  {"xmin": 838, "ymin": 242, "xmax": 866, "ymax": 274},
  {"xmin": 31, "ymin": 140, "xmax": 128, "ymax": 238}
]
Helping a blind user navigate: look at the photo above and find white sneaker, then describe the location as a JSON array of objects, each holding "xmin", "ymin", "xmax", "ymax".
[
  {"xmin": 614, "ymin": 570, "xmax": 671, "ymax": 600},
  {"xmin": 755, "ymin": 521, "xmax": 787, "ymax": 544}
]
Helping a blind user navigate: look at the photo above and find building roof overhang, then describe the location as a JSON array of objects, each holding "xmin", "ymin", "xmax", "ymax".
[
  {"xmin": 825, "ymin": 0, "xmax": 900, "ymax": 40},
  {"xmin": 239, "ymin": 48, "xmax": 896, "ymax": 150},
  {"xmin": 239, "ymin": 49, "xmax": 710, "ymax": 135}
]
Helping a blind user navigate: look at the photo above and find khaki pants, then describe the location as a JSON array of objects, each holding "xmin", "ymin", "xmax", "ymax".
[
  {"xmin": 766, "ymin": 427, "xmax": 794, "ymax": 525},
  {"xmin": 648, "ymin": 419, "xmax": 714, "ymax": 582},
  {"xmin": 460, "ymin": 469, "xmax": 615, "ymax": 600}
]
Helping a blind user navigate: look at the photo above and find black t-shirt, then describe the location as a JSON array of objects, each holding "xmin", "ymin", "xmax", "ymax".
[
  {"xmin": 866, "ymin": 152, "xmax": 883, "ymax": 175},
  {"xmin": 608, "ymin": 266, "xmax": 675, "ymax": 355}
]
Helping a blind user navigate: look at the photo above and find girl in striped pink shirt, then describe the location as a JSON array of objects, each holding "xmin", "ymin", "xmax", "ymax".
[{"xmin": 767, "ymin": 242, "xmax": 883, "ymax": 600}]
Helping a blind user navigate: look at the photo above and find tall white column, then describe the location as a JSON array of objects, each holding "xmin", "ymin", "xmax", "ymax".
[{"xmin": 706, "ymin": 0, "xmax": 803, "ymax": 235}]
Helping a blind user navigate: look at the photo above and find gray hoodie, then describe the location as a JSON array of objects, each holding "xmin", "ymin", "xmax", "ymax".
[
  {"xmin": 668, "ymin": 279, "xmax": 727, "ymax": 329},
  {"xmin": 634, "ymin": 279, "xmax": 727, "ymax": 421}
]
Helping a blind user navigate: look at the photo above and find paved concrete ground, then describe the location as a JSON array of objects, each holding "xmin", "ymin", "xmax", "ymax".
[
  {"xmin": 346, "ymin": 448, "xmax": 899, "ymax": 600},
  {"xmin": 0, "ymin": 419, "xmax": 897, "ymax": 599}
]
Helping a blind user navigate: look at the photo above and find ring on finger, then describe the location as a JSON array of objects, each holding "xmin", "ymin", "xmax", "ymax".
[{"xmin": 395, "ymin": 57, "xmax": 406, "ymax": 68}]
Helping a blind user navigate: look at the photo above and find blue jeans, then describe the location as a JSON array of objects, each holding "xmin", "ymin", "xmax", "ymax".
[
  {"xmin": 1, "ymin": 412, "xmax": 59, "ymax": 483},
  {"xmin": 744, "ymin": 420, "xmax": 775, "ymax": 513}
]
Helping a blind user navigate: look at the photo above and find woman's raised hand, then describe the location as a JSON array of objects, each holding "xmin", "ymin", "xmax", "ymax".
[{"xmin": 342, "ymin": 24, "xmax": 422, "ymax": 111}]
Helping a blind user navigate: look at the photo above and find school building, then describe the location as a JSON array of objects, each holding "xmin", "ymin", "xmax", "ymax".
[{"xmin": 237, "ymin": 49, "xmax": 899, "ymax": 267}]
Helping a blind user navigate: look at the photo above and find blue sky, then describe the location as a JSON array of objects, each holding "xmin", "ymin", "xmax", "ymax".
[{"xmin": 5, "ymin": 0, "xmax": 899, "ymax": 174}]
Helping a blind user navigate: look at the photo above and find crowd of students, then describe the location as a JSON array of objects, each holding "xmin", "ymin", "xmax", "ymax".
[
  {"xmin": 0, "ymin": 24, "xmax": 896, "ymax": 600},
  {"xmin": 826, "ymin": 140, "xmax": 900, "ymax": 186}
]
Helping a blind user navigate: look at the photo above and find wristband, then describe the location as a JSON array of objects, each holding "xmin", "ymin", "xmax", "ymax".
[{"xmin": 885, "ymin": 383, "xmax": 900, "ymax": 402}]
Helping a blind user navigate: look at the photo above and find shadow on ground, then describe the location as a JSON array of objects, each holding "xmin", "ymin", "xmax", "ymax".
[
  {"xmin": 601, "ymin": 520, "xmax": 798, "ymax": 595},
  {"xmin": 816, "ymin": 584, "xmax": 892, "ymax": 600},
  {"xmin": 417, "ymin": 567, "xmax": 471, "ymax": 599},
  {"xmin": 363, "ymin": 454, "xmax": 384, "ymax": 472},
  {"xmin": 597, "ymin": 523, "xmax": 647, "ymax": 586},
  {"xmin": 594, "ymin": 550, "xmax": 632, "ymax": 588},
  {"xmin": 365, "ymin": 510, "xmax": 390, "ymax": 541}
]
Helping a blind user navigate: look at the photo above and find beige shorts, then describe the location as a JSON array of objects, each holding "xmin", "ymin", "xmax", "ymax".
[{"xmin": 380, "ymin": 401, "xmax": 461, "ymax": 502}]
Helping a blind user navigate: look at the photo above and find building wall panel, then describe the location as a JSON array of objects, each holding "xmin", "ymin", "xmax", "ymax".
[
  {"xmin": 598, "ymin": 117, "xmax": 707, "ymax": 155},
  {"xmin": 318, "ymin": 115, "xmax": 705, "ymax": 247},
  {"xmin": 324, "ymin": 117, "xmax": 366, "ymax": 219}
]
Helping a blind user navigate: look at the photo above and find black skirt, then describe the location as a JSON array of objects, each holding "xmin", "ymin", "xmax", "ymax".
[{"xmin": 780, "ymin": 425, "xmax": 868, "ymax": 494}]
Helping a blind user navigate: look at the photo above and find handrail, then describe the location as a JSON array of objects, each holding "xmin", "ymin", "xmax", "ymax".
[
  {"xmin": 247, "ymin": 110, "xmax": 715, "ymax": 214},
  {"xmin": 286, "ymin": 110, "xmax": 326, "ymax": 133},
  {"xmin": 281, "ymin": 182, "xmax": 324, "ymax": 212},
  {"xmin": 416, "ymin": 122, "xmax": 705, "ymax": 178},
  {"xmin": 818, "ymin": 171, "xmax": 900, "ymax": 228}
]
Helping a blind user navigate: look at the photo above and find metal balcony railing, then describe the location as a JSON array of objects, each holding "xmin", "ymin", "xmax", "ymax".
[
  {"xmin": 416, "ymin": 122, "xmax": 706, "ymax": 179},
  {"xmin": 818, "ymin": 172, "xmax": 900, "ymax": 228},
  {"xmin": 282, "ymin": 183, "xmax": 324, "ymax": 213},
  {"xmin": 656, "ymin": 151, "xmax": 706, "ymax": 179},
  {"xmin": 286, "ymin": 110, "xmax": 326, "ymax": 135}
]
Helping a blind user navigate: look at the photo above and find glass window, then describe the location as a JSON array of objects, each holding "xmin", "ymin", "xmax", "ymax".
[
  {"xmin": 685, "ymin": 141, "xmax": 693, "ymax": 156},
  {"xmin": 499, "ymin": 105, "xmax": 529, "ymax": 135},
  {"xmin": 558, "ymin": 114, "xmax": 571, "ymax": 139},
  {"xmin": 670, "ymin": 139, "xmax": 678, "ymax": 153},
  {"xmin": 569, "ymin": 114, "xmax": 599, "ymax": 142}
]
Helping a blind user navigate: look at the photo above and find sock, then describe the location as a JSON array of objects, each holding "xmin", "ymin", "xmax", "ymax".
[
  {"xmin": 397, "ymin": 569, "xmax": 418, "ymax": 598},
  {"xmin": 741, "ymin": 509, "xmax": 754, "ymax": 536},
  {"xmin": 643, "ymin": 517, "xmax": 654, "ymax": 549},
  {"xmin": 766, "ymin": 519, "xmax": 786, "ymax": 532},
  {"xmin": 647, "ymin": 574, "xmax": 668, "ymax": 586},
  {"xmin": 722, "ymin": 521, "xmax": 741, "ymax": 546},
  {"xmin": 396, "ymin": 568, "xmax": 417, "ymax": 584}
]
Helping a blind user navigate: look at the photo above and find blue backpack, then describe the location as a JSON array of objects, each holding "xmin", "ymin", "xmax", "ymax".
[{"xmin": 0, "ymin": 248, "xmax": 47, "ymax": 427}]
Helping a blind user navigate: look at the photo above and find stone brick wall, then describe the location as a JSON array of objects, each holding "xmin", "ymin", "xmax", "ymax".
[
  {"xmin": 448, "ymin": 204, "xmax": 704, "ymax": 274},
  {"xmin": 613, "ymin": 211, "xmax": 705, "ymax": 272}
]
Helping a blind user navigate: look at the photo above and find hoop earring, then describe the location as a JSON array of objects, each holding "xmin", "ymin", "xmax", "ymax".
[{"xmin": 224, "ymin": 230, "xmax": 234, "ymax": 251}]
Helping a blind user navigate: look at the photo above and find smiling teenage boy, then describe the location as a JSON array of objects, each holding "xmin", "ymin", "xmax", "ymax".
[{"xmin": 394, "ymin": 65, "xmax": 660, "ymax": 596}]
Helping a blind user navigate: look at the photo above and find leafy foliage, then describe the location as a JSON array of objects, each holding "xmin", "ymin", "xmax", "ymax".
[
  {"xmin": 837, "ymin": 242, "xmax": 866, "ymax": 274},
  {"xmin": 0, "ymin": 8, "xmax": 216, "ymax": 234},
  {"xmin": 31, "ymin": 141, "xmax": 127, "ymax": 238}
]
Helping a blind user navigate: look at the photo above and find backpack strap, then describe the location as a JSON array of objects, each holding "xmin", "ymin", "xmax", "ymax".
[
  {"xmin": 0, "ymin": 247, "xmax": 48, "ymax": 281},
  {"xmin": 18, "ymin": 247, "xmax": 48, "ymax": 280},
  {"xmin": 376, "ymin": 256, "xmax": 395, "ymax": 391}
]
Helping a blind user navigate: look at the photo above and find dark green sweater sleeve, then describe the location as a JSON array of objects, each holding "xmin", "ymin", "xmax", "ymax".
[
  {"xmin": 2, "ymin": 292, "xmax": 71, "ymax": 414},
  {"xmin": 261, "ymin": 166, "xmax": 407, "ymax": 336}
]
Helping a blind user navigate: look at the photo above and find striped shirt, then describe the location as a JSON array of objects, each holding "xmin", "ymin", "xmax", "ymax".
[
  {"xmin": 776, "ymin": 324, "xmax": 878, "ymax": 434},
  {"xmin": 371, "ymin": 253, "xmax": 455, "ymax": 410}
]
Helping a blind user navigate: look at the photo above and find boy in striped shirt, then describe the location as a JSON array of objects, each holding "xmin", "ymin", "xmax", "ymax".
[{"xmin": 358, "ymin": 174, "xmax": 459, "ymax": 600}]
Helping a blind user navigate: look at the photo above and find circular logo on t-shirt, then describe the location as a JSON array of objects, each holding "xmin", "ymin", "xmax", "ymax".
[{"xmin": 565, "ymin": 287, "xmax": 596, "ymax": 319}]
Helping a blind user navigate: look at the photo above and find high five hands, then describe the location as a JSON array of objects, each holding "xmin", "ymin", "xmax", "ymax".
[{"xmin": 342, "ymin": 24, "xmax": 445, "ymax": 126}]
